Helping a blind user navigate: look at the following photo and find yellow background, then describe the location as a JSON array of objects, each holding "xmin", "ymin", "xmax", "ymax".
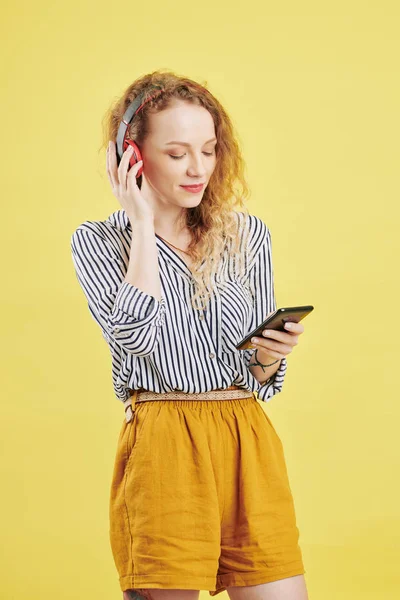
[{"xmin": 1, "ymin": 1, "xmax": 399, "ymax": 598}]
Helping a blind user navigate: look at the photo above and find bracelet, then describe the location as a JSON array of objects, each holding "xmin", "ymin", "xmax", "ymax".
[{"xmin": 248, "ymin": 348, "xmax": 280, "ymax": 373}]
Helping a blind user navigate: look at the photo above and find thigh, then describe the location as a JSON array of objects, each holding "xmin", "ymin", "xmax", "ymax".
[
  {"xmin": 212, "ymin": 398, "xmax": 306, "ymax": 596},
  {"xmin": 111, "ymin": 399, "xmax": 222, "ymax": 593},
  {"xmin": 226, "ymin": 573, "xmax": 308, "ymax": 599},
  {"xmin": 123, "ymin": 589, "xmax": 200, "ymax": 600}
]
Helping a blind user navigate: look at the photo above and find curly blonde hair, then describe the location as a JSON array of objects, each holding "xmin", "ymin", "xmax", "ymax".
[{"xmin": 100, "ymin": 68, "xmax": 252, "ymax": 311}]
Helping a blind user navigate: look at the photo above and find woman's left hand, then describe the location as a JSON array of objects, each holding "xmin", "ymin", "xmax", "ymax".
[{"xmin": 250, "ymin": 317, "xmax": 304, "ymax": 361}]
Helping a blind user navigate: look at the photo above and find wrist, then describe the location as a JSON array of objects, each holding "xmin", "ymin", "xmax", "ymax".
[
  {"xmin": 248, "ymin": 348, "xmax": 282, "ymax": 385},
  {"xmin": 129, "ymin": 217, "xmax": 155, "ymax": 236},
  {"xmin": 128, "ymin": 214, "xmax": 154, "ymax": 225},
  {"xmin": 253, "ymin": 347, "xmax": 280, "ymax": 366}
]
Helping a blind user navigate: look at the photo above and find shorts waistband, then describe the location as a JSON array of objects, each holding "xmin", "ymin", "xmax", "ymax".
[{"xmin": 123, "ymin": 385, "xmax": 255, "ymax": 423}]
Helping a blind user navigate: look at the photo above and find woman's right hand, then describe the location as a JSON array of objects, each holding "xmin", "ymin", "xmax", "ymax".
[{"xmin": 106, "ymin": 141, "xmax": 154, "ymax": 223}]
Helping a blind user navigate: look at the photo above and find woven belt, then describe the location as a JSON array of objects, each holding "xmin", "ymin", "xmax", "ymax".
[{"xmin": 123, "ymin": 385, "xmax": 256, "ymax": 423}]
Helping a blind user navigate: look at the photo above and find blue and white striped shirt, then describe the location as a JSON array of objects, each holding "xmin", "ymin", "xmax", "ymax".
[{"xmin": 70, "ymin": 209, "xmax": 287, "ymax": 406}]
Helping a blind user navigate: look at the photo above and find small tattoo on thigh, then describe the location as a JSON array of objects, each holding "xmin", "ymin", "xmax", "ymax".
[{"xmin": 124, "ymin": 589, "xmax": 153, "ymax": 600}]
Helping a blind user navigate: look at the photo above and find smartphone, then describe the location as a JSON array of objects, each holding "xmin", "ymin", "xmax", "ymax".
[{"xmin": 235, "ymin": 305, "xmax": 314, "ymax": 351}]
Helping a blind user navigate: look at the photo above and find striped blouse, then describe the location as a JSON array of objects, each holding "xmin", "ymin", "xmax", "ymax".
[{"xmin": 70, "ymin": 209, "xmax": 288, "ymax": 408}]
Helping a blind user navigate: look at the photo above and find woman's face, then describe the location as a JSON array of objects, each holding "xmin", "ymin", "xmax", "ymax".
[{"xmin": 139, "ymin": 99, "xmax": 218, "ymax": 208}]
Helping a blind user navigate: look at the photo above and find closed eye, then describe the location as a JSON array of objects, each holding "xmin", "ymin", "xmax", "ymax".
[{"xmin": 169, "ymin": 152, "xmax": 215, "ymax": 160}]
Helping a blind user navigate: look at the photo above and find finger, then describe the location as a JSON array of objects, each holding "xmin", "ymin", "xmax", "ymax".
[
  {"xmin": 252, "ymin": 338, "xmax": 292, "ymax": 357},
  {"xmin": 284, "ymin": 322, "xmax": 304, "ymax": 334},
  {"xmin": 258, "ymin": 330, "xmax": 298, "ymax": 349},
  {"xmin": 106, "ymin": 143, "xmax": 111, "ymax": 181},
  {"xmin": 251, "ymin": 341, "xmax": 286, "ymax": 360},
  {"xmin": 126, "ymin": 160, "xmax": 144, "ymax": 188},
  {"xmin": 107, "ymin": 141, "xmax": 118, "ymax": 188},
  {"xmin": 260, "ymin": 329, "xmax": 296, "ymax": 343},
  {"xmin": 118, "ymin": 145, "xmax": 134, "ymax": 190}
]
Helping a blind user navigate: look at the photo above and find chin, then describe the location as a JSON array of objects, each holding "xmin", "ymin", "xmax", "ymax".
[
  {"xmin": 178, "ymin": 192, "xmax": 203, "ymax": 202},
  {"xmin": 188, "ymin": 196, "xmax": 203, "ymax": 205}
]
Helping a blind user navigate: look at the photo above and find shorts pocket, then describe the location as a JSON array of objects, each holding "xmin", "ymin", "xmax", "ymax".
[
  {"xmin": 256, "ymin": 403, "xmax": 283, "ymax": 447},
  {"xmin": 125, "ymin": 403, "xmax": 151, "ymax": 470}
]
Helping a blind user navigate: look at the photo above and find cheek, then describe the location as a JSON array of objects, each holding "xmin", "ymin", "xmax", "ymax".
[
  {"xmin": 144, "ymin": 156, "xmax": 177, "ymax": 181},
  {"xmin": 145, "ymin": 159, "xmax": 185, "ymax": 194},
  {"xmin": 209, "ymin": 157, "xmax": 217, "ymax": 173}
]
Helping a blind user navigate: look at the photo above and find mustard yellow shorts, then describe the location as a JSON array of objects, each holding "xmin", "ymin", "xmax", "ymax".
[{"xmin": 109, "ymin": 393, "xmax": 305, "ymax": 596}]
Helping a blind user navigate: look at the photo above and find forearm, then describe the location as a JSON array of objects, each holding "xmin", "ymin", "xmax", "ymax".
[
  {"xmin": 248, "ymin": 347, "xmax": 282, "ymax": 384},
  {"xmin": 125, "ymin": 216, "xmax": 162, "ymax": 301}
]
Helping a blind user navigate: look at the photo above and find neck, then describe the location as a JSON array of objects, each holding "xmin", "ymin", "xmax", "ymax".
[{"xmin": 153, "ymin": 209, "xmax": 188, "ymax": 240}]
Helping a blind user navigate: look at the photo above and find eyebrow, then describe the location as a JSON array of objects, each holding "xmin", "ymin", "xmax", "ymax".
[{"xmin": 165, "ymin": 138, "xmax": 217, "ymax": 146}]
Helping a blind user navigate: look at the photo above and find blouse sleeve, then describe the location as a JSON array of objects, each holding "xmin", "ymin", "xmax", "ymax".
[
  {"xmin": 71, "ymin": 226, "xmax": 166, "ymax": 356},
  {"xmin": 242, "ymin": 221, "xmax": 288, "ymax": 402}
]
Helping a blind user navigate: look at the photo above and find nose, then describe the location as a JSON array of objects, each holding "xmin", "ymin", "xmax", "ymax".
[{"xmin": 187, "ymin": 154, "xmax": 208, "ymax": 178}]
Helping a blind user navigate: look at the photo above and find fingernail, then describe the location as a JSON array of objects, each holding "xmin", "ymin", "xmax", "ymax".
[{"xmin": 285, "ymin": 322, "xmax": 293, "ymax": 329}]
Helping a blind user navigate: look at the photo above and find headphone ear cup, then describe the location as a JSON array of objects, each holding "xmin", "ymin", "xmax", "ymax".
[{"xmin": 123, "ymin": 140, "xmax": 144, "ymax": 178}]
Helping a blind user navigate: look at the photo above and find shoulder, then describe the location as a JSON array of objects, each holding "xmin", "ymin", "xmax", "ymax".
[
  {"xmin": 235, "ymin": 211, "xmax": 269, "ymax": 238},
  {"xmin": 70, "ymin": 209, "xmax": 129, "ymax": 251},
  {"xmin": 235, "ymin": 211, "xmax": 270, "ymax": 263}
]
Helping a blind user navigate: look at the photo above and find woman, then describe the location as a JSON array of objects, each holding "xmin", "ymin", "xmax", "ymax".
[{"xmin": 71, "ymin": 70, "xmax": 309, "ymax": 600}]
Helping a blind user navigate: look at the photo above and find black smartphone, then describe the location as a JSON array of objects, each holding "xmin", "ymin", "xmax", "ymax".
[{"xmin": 235, "ymin": 305, "xmax": 314, "ymax": 351}]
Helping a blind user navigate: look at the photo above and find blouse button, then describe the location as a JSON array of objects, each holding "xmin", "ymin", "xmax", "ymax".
[
  {"xmin": 199, "ymin": 314, "xmax": 204, "ymax": 319},
  {"xmin": 209, "ymin": 352, "xmax": 215, "ymax": 359},
  {"xmin": 114, "ymin": 328, "xmax": 120, "ymax": 333}
]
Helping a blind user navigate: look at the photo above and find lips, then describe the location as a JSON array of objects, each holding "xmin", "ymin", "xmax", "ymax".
[{"xmin": 180, "ymin": 184, "xmax": 204, "ymax": 192}]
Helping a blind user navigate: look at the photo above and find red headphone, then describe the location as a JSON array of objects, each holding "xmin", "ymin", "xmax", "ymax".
[{"xmin": 115, "ymin": 84, "xmax": 165, "ymax": 179}]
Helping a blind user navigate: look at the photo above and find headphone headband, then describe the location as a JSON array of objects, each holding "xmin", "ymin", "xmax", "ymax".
[{"xmin": 115, "ymin": 84, "xmax": 165, "ymax": 165}]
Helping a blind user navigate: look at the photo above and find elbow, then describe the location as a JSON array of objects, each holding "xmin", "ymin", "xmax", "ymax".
[
  {"xmin": 106, "ymin": 319, "xmax": 164, "ymax": 357},
  {"xmin": 105, "ymin": 297, "xmax": 166, "ymax": 356}
]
